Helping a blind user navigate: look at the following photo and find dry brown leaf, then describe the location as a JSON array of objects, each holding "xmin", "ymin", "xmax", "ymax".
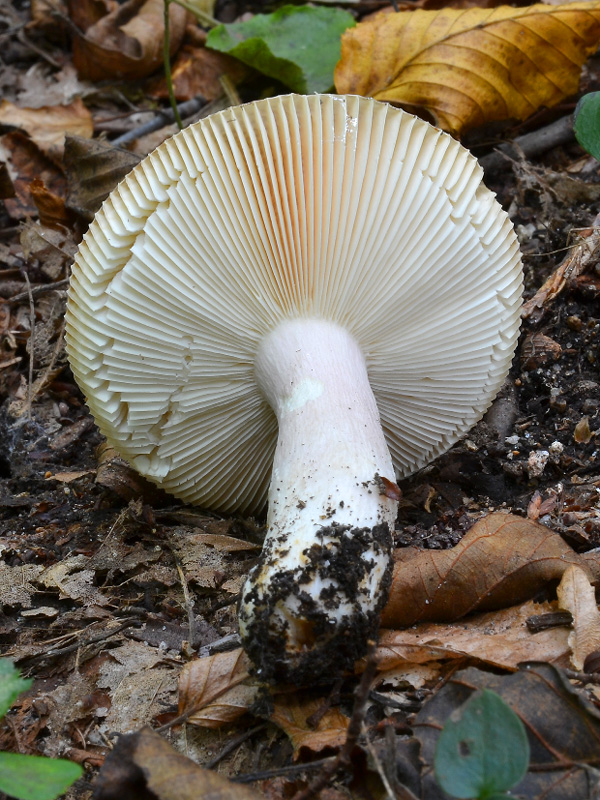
[
  {"xmin": 376, "ymin": 600, "xmax": 571, "ymax": 671},
  {"xmin": 72, "ymin": 0, "xmax": 188, "ymax": 81},
  {"xmin": 64, "ymin": 134, "xmax": 141, "ymax": 222},
  {"xmin": 0, "ymin": 131, "xmax": 67, "ymax": 220},
  {"xmin": 574, "ymin": 416, "xmax": 594, "ymax": 444},
  {"xmin": 148, "ymin": 45, "xmax": 248, "ymax": 102},
  {"xmin": 94, "ymin": 726, "xmax": 262, "ymax": 800},
  {"xmin": 382, "ymin": 512, "xmax": 596, "ymax": 627},
  {"xmin": 0, "ymin": 99, "xmax": 92, "ymax": 159},
  {"xmin": 557, "ymin": 565, "xmax": 600, "ymax": 671},
  {"xmin": 29, "ymin": 179, "xmax": 74, "ymax": 229},
  {"xmin": 335, "ymin": 2, "xmax": 600, "ymax": 136},
  {"xmin": 270, "ymin": 695, "xmax": 350, "ymax": 758},
  {"xmin": 178, "ymin": 648, "xmax": 258, "ymax": 728}
]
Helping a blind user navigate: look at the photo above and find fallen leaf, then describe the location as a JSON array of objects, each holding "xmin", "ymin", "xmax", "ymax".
[
  {"xmin": 377, "ymin": 601, "xmax": 571, "ymax": 672},
  {"xmin": 557, "ymin": 565, "xmax": 600, "ymax": 670},
  {"xmin": 178, "ymin": 648, "xmax": 258, "ymax": 727},
  {"xmin": 522, "ymin": 210, "xmax": 600, "ymax": 320},
  {"xmin": 64, "ymin": 134, "xmax": 141, "ymax": 222},
  {"xmin": 72, "ymin": 0, "xmax": 188, "ymax": 81},
  {"xmin": 148, "ymin": 45, "xmax": 248, "ymax": 102},
  {"xmin": 29, "ymin": 179, "xmax": 74, "ymax": 229},
  {"xmin": 574, "ymin": 416, "xmax": 594, "ymax": 444},
  {"xmin": 270, "ymin": 695, "xmax": 350, "ymax": 758},
  {"xmin": 0, "ymin": 131, "xmax": 67, "ymax": 219},
  {"xmin": 335, "ymin": 2, "xmax": 600, "ymax": 136},
  {"xmin": 0, "ymin": 98, "xmax": 92, "ymax": 159},
  {"xmin": 93, "ymin": 727, "xmax": 262, "ymax": 800},
  {"xmin": 0, "ymin": 564, "xmax": 43, "ymax": 609},
  {"xmin": 415, "ymin": 663, "xmax": 600, "ymax": 798},
  {"xmin": 381, "ymin": 512, "xmax": 596, "ymax": 627}
]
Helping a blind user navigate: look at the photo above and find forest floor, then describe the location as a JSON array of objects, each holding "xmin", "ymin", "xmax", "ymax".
[{"xmin": 1, "ymin": 1, "xmax": 600, "ymax": 799}]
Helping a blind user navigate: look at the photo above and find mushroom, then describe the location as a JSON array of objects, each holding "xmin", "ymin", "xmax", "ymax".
[{"xmin": 66, "ymin": 94, "xmax": 523, "ymax": 682}]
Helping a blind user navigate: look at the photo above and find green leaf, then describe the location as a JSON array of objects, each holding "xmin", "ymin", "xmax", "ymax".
[
  {"xmin": 0, "ymin": 752, "xmax": 82, "ymax": 800},
  {"xmin": 0, "ymin": 659, "xmax": 32, "ymax": 719},
  {"xmin": 206, "ymin": 5, "xmax": 355, "ymax": 93},
  {"xmin": 434, "ymin": 689, "xmax": 529, "ymax": 799},
  {"xmin": 574, "ymin": 91, "xmax": 600, "ymax": 162}
]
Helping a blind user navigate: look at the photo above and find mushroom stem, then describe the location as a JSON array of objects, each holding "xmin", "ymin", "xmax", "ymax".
[{"xmin": 239, "ymin": 317, "xmax": 398, "ymax": 682}]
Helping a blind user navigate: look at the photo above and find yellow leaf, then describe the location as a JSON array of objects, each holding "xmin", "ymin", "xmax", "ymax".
[{"xmin": 335, "ymin": 2, "xmax": 600, "ymax": 135}]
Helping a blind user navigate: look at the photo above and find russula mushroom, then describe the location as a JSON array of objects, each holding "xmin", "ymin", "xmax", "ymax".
[{"xmin": 66, "ymin": 94, "xmax": 523, "ymax": 682}]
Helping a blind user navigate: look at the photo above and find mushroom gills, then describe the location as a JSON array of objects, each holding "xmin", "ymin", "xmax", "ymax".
[{"xmin": 239, "ymin": 317, "xmax": 398, "ymax": 682}]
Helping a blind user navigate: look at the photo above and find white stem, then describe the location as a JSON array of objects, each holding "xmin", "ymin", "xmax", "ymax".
[{"xmin": 239, "ymin": 318, "xmax": 399, "ymax": 682}]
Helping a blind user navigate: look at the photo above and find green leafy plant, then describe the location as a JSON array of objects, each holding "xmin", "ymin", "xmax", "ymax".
[
  {"xmin": 206, "ymin": 5, "xmax": 356, "ymax": 93},
  {"xmin": 574, "ymin": 91, "xmax": 600, "ymax": 162},
  {"xmin": 0, "ymin": 660, "xmax": 83, "ymax": 800},
  {"xmin": 434, "ymin": 689, "xmax": 529, "ymax": 800}
]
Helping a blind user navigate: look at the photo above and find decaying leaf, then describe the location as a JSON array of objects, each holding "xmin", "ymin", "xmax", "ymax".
[
  {"xmin": 93, "ymin": 727, "xmax": 262, "ymax": 800},
  {"xmin": 557, "ymin": 565, "xmax": 600, "ymax": 670},
  {"xmin": 415, "ymin": 663, "xmax": 600, "ymax": 798},
  {"xmin": 0, "ymin": 564, "xmax": 43, "ymax": 609},
  {"xmin": 178, "ymin": 649, "xmax": 258, "ymax": 727},
  {"xmin": 0, "ymin": 98, "xmax": 92, "ymax": 159},
  {"xmin": 377, "ymin": 600, "xmax": 571, "ymax": 672},
  {"xmin": 381, "ymin": 512, "xmax": 599, "ymax": 627},
  {"xmin": 335, "ymin": 2, "xmax": 600, "ymax": 135},
  {"xmin": 148, "ymin": 45, "xmax": 248, "ymax": 102},
  {"xmin": 574, "ymin": 416, "xmax": 594, "ymax": 444},
  {"xmin": 64, "ymin": 135, "xmax": 141, "ymax": 222},
  {"xmin": 72, "ymin": 0, "xmax": 188, "ymax": 81},
  {"xmin": 270, "ymin": 695, "xmax": 350, "ymax": 758},
  {"xmin": 0, "ymin": 131, "xmax": 67, "ymax": 219}
]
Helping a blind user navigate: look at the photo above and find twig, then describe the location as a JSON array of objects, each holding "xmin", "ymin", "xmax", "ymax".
[
  {"xmin": 20, "ymin": 269, "xmax": 35, "ymax": 418},
  {"xmin": 564, "ymin": 669, "xmax": 600, "ymax": 686},
  {"xmin": 290, "ymin": 640, "xmax": 380, "ymax": 800},
  {"xmin": 163, "ymin": 0, "xmax": 184, "ymax": 131},
  {"xmin": 22, "ymin": 621, "xmax": 143, "ymax": 663},
  {"xmin": 111, "ymin": 95, "xmax": 207, "ymax": 147},
  {"xmin": 204, "ymin": 723, "xmax": 267, "ymax": 769},
  {"xmin": 232, "ymin": 757, "xmax": 336, "ymax": 783},
  {"xmin": 480, "ymin": 114, "xmax": 575, "ymax": 176},
  {"xmin": 6, "ymin": 279, "xmax": 69, "ymax": 305},
  {"xmin": 173, "ymin": 0, "xmax": 219, "ymax": 27},
  {"xmin": 168, "ymin": 544, "xmax": 197, "ymax": 647}
]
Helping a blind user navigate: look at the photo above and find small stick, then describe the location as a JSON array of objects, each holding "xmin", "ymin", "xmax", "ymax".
[
  {"xmin": 111, "ymin": 95, "xmax": 208, "ymax": 147},
  {"xmin": 480, "ymin": 114, "xmax": 575, "ymax": 175},
  {"xmin": 291, "ymin": 640, "xmax": 379, "ymax": 800}
]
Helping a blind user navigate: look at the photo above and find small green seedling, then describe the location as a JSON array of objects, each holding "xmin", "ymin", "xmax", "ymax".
[
  {"xmin": 574, "ymin": 91, "xmax": 600, "ymax": 162},
  {"xmin": 0, "ymin": 659, "xmax": 83, "ymax": 800},
  {"xmin": 434, "ymin": 688, "xmax": 529, "ymax": 800}
]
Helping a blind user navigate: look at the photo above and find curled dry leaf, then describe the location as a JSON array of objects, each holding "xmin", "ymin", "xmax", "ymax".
[
  {"xmin": 335, "ymin": 2, "xmax": 600, "ymax": 136},
  {"xmin": 270, "ymin": 696, "xmax": 350, "ymax": 758},
  {"xmin": 72, "ymin": 0, "xmax": 188, "ymax": 81},
  {"xmin": 93, "ymin": 726, "xmax": 262, "ymax": 800},
  {"xmin": 0, "ymin": 99, "xmax": 92, "ymax": 159},
  {"xmin": 557, "ymin": 565, "xmax": 600, "ymax": 671},
  {"xmin": 148, "ymin": 45, "xmax": 248, "ymax": 103},
  {"xmin": 0, "ymin": 131, "xmax": 67, "ymax": 219},
  {"xmin": 377, "ymin": 600, "xmax": 571, "ymax": 672},
  {"xmin": 381, "ymin": 512, "xmax": 600, "ymax": 628},
  {"xmin": 178, "ymin": 648, "xmax": 258, "ymax": 728}
]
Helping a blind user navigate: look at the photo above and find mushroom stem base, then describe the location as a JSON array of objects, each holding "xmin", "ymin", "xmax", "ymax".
[{"xmin": 239, "ymin": 522, "xmax": 393, "ymax": 684}]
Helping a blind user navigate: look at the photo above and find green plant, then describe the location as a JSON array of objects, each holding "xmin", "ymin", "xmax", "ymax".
[
  {"xmin": 0, "ymin": 659, "xmax": 83, "ymax": 800},
  {"xmin": 434, "ymin": 689, "xmax": 529, "ymax": 800},
  {"xmin": 574, "ymin": 91, "xmax": 600, "ymax": 161}
]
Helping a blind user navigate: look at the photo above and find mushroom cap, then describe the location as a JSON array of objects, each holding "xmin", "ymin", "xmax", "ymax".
[{"xmin": 66, "ymin": 94, "xmax": 522, "ymax": 514}]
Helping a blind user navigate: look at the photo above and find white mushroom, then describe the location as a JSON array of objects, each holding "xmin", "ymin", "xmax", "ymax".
[{"xmin": 65, "ymin": 94, "xmax": 523, "ymax": 682}]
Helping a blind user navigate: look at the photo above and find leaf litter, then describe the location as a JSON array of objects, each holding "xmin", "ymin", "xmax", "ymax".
[{"xmin": 1, "ymin": 0, "xmax": 600, "ymax": 798}]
